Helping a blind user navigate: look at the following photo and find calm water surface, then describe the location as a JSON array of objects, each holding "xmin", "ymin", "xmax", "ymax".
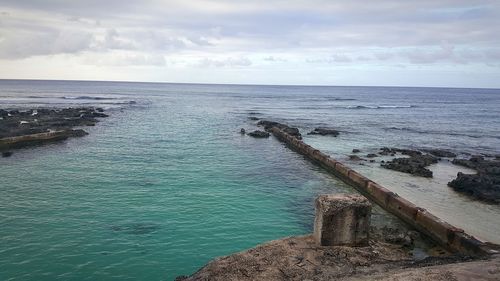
[{"xmin": 0, "ymin": 80, "xmax": 499, "ymax": 280}]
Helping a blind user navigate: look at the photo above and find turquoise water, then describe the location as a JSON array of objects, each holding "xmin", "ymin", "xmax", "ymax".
[
  {"xmin": 1, "ymin": 81, "xmax": 499, "ymax": 280},
  {"xmin": 0, "ymin": 83, "xmax": 360, "ymax": 280}
]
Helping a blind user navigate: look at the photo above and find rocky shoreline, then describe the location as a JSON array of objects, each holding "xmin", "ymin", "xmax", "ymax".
[
  {"xmin": 0, "ymin": 107, "xmax": 108, "ymax": 156},
  {"xmin": 244, "ymin": 118, "xmax": 500, "ymax": 205},
  {"xmin": 178, "ymin": 228, "xmax": 494, "ymax": 281}
]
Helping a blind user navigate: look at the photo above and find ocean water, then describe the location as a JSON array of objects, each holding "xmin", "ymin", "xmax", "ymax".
[{"xmin": 1, "ymin": 80, "xmax": 499, "ymax": 280}]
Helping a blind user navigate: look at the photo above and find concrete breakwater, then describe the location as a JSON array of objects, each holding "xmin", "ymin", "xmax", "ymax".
[
  {"xmin": 0, "ymin": 129, "xmax": 88, "ymax": 150},
  {"xmin": 268, "ymin": 126, "xmax": 498, "ymax": 256}
]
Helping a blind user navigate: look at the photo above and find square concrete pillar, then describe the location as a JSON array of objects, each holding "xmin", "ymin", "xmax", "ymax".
[{"xmin": 314, "ymin": 194, "xmax": 371, "ymax": 246}]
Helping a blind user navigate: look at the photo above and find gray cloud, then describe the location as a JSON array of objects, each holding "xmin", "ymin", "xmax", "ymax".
[{"xmin": 0, "ymin": 0, "xmax": 499, "ymax": 71}]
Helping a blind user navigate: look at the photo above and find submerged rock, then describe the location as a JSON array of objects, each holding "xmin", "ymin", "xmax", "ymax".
[
  {"xmin": 352, "ymin": 149, "xmax": 361, "ymax": 153},
  {"xmin": 366, "ymin": 153, "xmax": 378, "ymax": 158},
  {"xmin": 248, "ymin": 116, "xmax": 259, "ymax": 121},
  {"xmin": 247, "ymin": 130, "xmax": 270, "ymax": 138},
  {"xmin": 1, "ymin": 151, "xmax": 13, "ymax": 157},
  {"xmin": 307, "ymin": 127, "xmax": 339, "ymax": 137}
]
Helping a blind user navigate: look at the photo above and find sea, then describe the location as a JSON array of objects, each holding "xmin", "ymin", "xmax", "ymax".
[{"xmin": 1, "ymin": 80, "xmax": 499, "ymax": 280}]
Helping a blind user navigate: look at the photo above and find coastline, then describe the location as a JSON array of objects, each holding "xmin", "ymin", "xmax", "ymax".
[
  {"xmin": 0, "ymin": 107, "xmax": 108, "ymax": 156},
  {"xmin": 180, "ymin": 121, "xmax": 499, "ymax": 280}
]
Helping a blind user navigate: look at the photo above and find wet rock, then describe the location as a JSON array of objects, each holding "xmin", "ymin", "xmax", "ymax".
[
  {"xmin": 448, "ymin": 173, "xmax": 500, "ymax": 204},
  {"xmin": 379, "ymin": 147, "xmax": 422, "ymax": 157},
  {"xmin": 381, "ymin": 154, "xmax": 438, "ymax": 178},
  {"xmin": 366, "ymin": 153, "xmax": 378, "ymax": 158},
  {"xmin": 257, "ymin": 120, "xmax": 302, "ymax": 139},
  {"xmin": 68, "ymin": 129, "xmax": 89, "ymax": 137},
  {"xmin": 307, "ymin": 127, "xmax": 339, "ymax": 137},
  {"xmin": 0, "ymin": 107, "xmax": 108, "ymax": 139},
  {"xmin": 349, "ymin": 155, "xmax": 364, "ymax": 161},
  {"xmin": 247, "ymin": 130, "xmax": 270, "ymax": 138},
  {"xmin": 352, "ymin": 149, "xmax": 361, "ymax": 153},
  {"xmin": 0, "ymin": 107, "xmax": 107, "ymax": 151},
  {"xmin": 240, "ymin": 128, "xmax": 246, "ymax": 134},
  {"xmin": 425, "ymin": 149, "xmax": 457, "ymax": 158},
  {"xmin": 369, "ymin": 160, "xmax": 375, "ymax": 163},
  {"xmin": 449, "ymin": 157, "xmax": 500, "ymax": 204},
  {"xmin": 248, "ymin": 116, "xmax": 259, "ymax": 121},
  {"xmin": 371, "ymin": 227, "xmax": 417, "ymax": 248},
  {"xmin": 1, "ymin": 151, "xmax": 13, "ymax": 157}
]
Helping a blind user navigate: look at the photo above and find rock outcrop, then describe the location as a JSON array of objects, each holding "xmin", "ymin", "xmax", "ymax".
[
  {"xmin": 0, "ymin": 107, "xmax": 108, "ymax": 152},
  {"xmin": 449, "ymin": 156, "xmax": 500, "ymax": 204},
  {"xmin": 257, "ymin": 120, "xmax": 302, "ymax": 139},
  {"xmin": 307, "ymin": 127, "xmax": 339, "ymax": 137},
  {"xmin": 381, "ymin": 154, "xmax": 438, "ymax": 178},
  {"xmin": 247, "ymin": 130, "xmax": 270, "ymax": 138}
]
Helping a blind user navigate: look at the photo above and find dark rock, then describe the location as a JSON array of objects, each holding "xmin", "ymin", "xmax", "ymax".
[
  {"xmin": 449, "ymin": 157, "xmax": 500, "ymax": 204},
  {"xmin": 257, "ymin": 120, "xmax": 302, "ymax": 139},
  {"xmin": 247, "ymin": 130, "xmax": 270, "ymax": 138},
  {"xmin": 0, "ymin": 107, "xmax": 107, "ymax": 151},
  {"xmin": 2, "ymin": 151, "xmax": 13, "ymax": 157},
  {"xmin": 379, "ymin": 147, "xmax": 422, "ymax": 157},
  {"xmin": 0, "ymin": 107, "xmax": 108, "ymax": 139},
  {"xmin": 240, "ymin": 128, "xmax": 246, "ymax": 134},
  {"xmin": 248, "ymin": 116, "xmax": 259, "ymax": 121},
  {"xmin": 369, "ymin": 160, "xmax": 375, "ymax": 163},
  {"xmin": 307, "ymin": 128, "xmax": 339, "ymax": 137},
  {"xmin": 68, "ymin": 129, "xmax": 89, "ymax": 137},
  {"xmin": 366, "ymin": 153, "xmax": 378, "ymax": 158},
  {"xmin": 381, "ymin": 154, "xmax": 438, "ymax": 178},
  {"xmin": 349, "ymin": 155, "xmax": 363, "ymax": 161},
  {"xmin": 352, "ymin": 149, "xmax": 360, "ymax": 153},
  {"xmin": 371, "ymin": 226, "xmax": 416, "ymax": 248},
  {"xmin": 425, "ymin": 149, "xmax": 456, "ymax": 158}
]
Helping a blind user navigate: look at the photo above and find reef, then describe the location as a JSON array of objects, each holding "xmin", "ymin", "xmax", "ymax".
[{"xmin": 0, "ymin": 107, "xmax": 108, "ymax": 154}]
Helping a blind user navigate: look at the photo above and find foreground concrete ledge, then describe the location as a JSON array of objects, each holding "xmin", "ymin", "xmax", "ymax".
[
  {"xmin": 269, "ymin": 126, "xmax": 499, "ymax": 256},
  {"xmin": 314, "ymin": 194, "xmax": 372, "ymax": 246}
]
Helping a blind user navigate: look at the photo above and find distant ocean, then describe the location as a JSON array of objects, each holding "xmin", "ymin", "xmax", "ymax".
[{"xmin": 1, "ymin": 80, "xmax": 499, "ymax": 280}]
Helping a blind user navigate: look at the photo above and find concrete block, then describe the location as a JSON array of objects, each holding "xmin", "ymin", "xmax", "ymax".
[
  {"xmin": 314, "ymin": 194, "xmax": 371, "ymax": 246},
  {"xmin": 416, "ymin": 209, "xmax": 457, "ymax": 244},
  {"xmin": 334, "ymin": 163, "xmax": 351, "ymax": 179},
  {"xmin": 324, "ymin": 158, "xmax": 338, "ymax": 170},
  {"xmin": 366, "ymin": 181, "xmax": 391, "ymax": 206},
  {"xmin": 386, "ymin": 194, "xmax": 419, "ymax": 223}
]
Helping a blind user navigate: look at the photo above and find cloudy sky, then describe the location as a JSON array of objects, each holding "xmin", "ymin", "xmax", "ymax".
[{"xmin": 0, "ymin": 0, "xmax": 499, "ymax": 87}]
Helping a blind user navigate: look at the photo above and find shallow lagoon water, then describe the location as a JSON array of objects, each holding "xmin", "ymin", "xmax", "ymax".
[{"xmin": 1, "ymin": 80, "xmax": 499, "ymax": 280}]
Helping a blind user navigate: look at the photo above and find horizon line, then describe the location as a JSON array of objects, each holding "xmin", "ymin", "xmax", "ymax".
[{"xmin": 0, "ymin": 78, "xmax": 499, "ymax": 91}]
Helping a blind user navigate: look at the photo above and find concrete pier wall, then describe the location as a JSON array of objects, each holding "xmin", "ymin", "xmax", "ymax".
[
  {"xmin": 0, "ymin": 130, "xmax": 87, "ymax": 150},
  {"xmin": 269, "ymin": 127, "xmax": 497, "ymax": 256}
]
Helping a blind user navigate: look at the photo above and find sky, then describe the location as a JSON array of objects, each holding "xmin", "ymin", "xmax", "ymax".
[{"xmin": 0, "ymin": 0, "xmax": 499, "ymax": 88}]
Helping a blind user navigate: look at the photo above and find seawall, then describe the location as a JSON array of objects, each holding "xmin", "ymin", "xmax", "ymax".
[
  {"xmin": 0, "ymin": 130, "xmax": 87, "ymax": 150},
  {"xmin": 269, "ymin": 126, "xmax": 498, "ymax": 256}
]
